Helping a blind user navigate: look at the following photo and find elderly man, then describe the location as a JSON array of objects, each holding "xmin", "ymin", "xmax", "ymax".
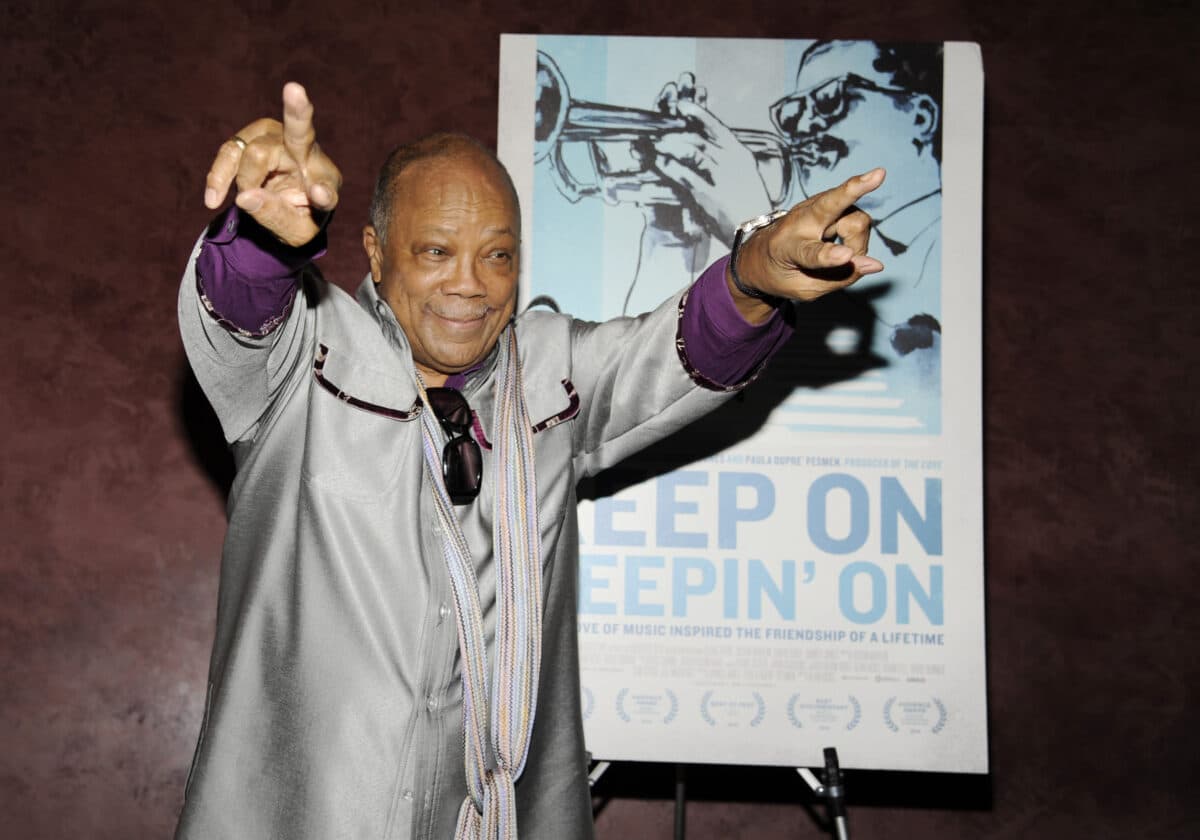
[{"xmin": 176, "ymin": 83, "xmax": 884, "ymax": 840}]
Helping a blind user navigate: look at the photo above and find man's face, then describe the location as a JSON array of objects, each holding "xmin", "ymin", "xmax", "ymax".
[
  {"xmin": 363, "ymin": 154, "xmax": 520, "ymax": 386},
  {"xmin": 771, "ymin": 41, "xmax": 935, "ymax": 211}
]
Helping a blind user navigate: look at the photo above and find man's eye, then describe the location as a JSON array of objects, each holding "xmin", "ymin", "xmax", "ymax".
[
  {"xmin": 426, "ymin": 247, "xmax": 447, "ymax": 257},
  {"xmin": 813, "ymin": 81, "xmax": 844, "ymax": 117},
  {"xmin": 488, "ymin": 251, "xmax": 512, "ymax": 262}
]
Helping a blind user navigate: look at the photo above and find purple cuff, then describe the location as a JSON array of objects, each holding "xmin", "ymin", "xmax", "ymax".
[
  {"xmin": 678, "ymin": 255, "xmax": 793, "ymax": 388},
  {"xmin": 195, "ymin": 207, "xmax": 326, "ymax": 336}
]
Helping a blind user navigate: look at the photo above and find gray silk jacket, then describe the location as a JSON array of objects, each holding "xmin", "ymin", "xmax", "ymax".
[{"xmin": 175, "ymin": 236, "xmax": 741, "ymax": 840}]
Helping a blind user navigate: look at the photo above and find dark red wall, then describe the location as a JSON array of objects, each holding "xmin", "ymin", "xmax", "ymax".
[{"xmin": 3, "ymin": 0, "xmax": 1196, "ymax": 837}]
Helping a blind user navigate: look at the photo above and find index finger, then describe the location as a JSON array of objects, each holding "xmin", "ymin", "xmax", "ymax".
[
  {"xmin": 810, "ymin": 168, "xmax": 887, "ymax": 223},
  {"xmin": 281, "ymin": 82, "xmax": 316, "ymax": 168}
]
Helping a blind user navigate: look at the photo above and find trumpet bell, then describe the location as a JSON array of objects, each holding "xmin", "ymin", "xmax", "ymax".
[{"xmin": 534, "ymin": 52, "xmax": 569, "ymax": 164}]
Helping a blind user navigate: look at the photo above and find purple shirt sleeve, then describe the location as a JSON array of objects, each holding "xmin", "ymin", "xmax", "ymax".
[
  {"xmin": 195, "ymin": 207, "xmax": 326, "ymax": 336},
  {"xmin": 679, "ymin": 255, "xmax": 793, "ymax": 388}
]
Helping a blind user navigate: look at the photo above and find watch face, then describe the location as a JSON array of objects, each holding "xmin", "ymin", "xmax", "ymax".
[{"xmin": 740, "ymin": 209, "xmax": 788, "ymax": 235}]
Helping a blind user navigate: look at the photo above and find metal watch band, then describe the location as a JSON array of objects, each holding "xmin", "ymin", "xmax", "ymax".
[{"xmin": 730, "ymin": 209, "xmax": 788, "ymax": 303}]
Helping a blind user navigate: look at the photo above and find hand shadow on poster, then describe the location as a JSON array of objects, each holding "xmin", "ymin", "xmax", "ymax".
[{"xmin": 580, "ymin": 283, "xmax": 890, "ymax": 502}]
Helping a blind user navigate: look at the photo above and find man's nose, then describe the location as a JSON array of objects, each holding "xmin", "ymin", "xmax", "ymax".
[{"xmin": 442, "ymin": 256, "xmax": 488, "ymax": 296}]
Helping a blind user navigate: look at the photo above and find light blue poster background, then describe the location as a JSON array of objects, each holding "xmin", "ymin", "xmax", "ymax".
[
  {"xmin": 499, "ymin": 34, "xmax": 984, "ymax": 773},
  {"xmin": 529, "ymin": 34, "xmax": 943, "ymax": 434}
]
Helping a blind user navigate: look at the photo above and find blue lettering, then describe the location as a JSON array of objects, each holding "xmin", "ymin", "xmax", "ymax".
[
  {"xmin": 671, "ymin": 556, "xmax": 716, "ymax": 616},
  {"xmin": 838, "ymin": 561, "xmax": 887, "ymax": 623},
  {"xmin": 579, "ymin": 554, "xmax": 617, "ymax": 615},
  {"xmin": 808, "ymin": 473, "xmax": 869, "ymax": 554},
  {"xmin": 896, "ymin": 564, "xmax": 944, "ymax": 625},
  {"xmin": 594, "ymin": 496, "xmax": 646, "ymax": 547},
  {"xmin": 624, "ymin": 555, "xmax": 664, "ymax": 616},
  {"xmin": 747, "ymin": 559, "xmax": 796, "ymax": 620},
  {"xmin": 723, "ymin": 558, "xmax": 739, "ymax": 619},
  {"xmin": 657, "ymin": 471, "xmax": 708, "ymax": 548},
  {"xmin": 718, "ymin": 472, "xmax": 775, "ymax": 549},
  {"xmin": 881, "ymin": 477, "xmax": 942, "ymax": 555}
]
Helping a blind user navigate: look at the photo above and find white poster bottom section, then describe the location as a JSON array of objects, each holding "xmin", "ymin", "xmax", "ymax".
[{"xmin": 573, "ymin": 441, "xmax": 986, "ymax": 773}]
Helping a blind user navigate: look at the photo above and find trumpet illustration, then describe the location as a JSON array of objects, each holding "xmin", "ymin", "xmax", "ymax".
[{"xmin": 534, "ymin": 51, "xmax": 794, "ymax": 207}]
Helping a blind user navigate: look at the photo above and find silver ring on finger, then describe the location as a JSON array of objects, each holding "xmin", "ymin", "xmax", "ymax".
[{"xmin": 231, "ymin": 135, "xmax": 248, "ymax": 151}]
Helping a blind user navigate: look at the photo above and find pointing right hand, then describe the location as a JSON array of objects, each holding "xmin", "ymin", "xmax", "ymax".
[{"xmin": 203, "ymin": 82, "xmax": 342, "ymax": 247}]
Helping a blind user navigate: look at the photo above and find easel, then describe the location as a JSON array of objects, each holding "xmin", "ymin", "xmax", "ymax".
[
  {"xmin": 796, "ymin": 748, "xmax": 849, "ymax": 840},
  {"xmin": 589, "ymin": 747, "xmax": 849, "ymax": 839}
]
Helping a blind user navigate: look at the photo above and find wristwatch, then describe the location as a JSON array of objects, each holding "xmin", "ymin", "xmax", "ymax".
[{"xmin": 730, "ymin": 209, "xmax": 788, "ymax": 303}]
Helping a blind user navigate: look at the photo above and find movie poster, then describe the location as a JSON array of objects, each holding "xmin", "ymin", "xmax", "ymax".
[{"xmin": 499, "ymin": 34, "xmax": 985, "ymax": 772}]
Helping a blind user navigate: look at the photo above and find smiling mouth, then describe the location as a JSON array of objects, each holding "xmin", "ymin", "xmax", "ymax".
[{"xmin": 431, "ymin": 307, "xmax": 491, "ymax": 325}]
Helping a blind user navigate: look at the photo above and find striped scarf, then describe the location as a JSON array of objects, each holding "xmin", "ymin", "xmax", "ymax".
[{"xmin": 415, "ymin": 328, "xmax": 543, "ymax": 840}]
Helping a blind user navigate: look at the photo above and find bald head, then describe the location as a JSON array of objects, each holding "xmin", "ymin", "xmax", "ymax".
[{"xmin": 368, "ymin": 133, "xmax": 521, "ymax": 245}]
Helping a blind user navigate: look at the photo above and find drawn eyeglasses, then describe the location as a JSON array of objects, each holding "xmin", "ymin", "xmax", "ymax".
[{"xmin": 770, "ymin": 73, "xmax": 911, "ymax": 138}]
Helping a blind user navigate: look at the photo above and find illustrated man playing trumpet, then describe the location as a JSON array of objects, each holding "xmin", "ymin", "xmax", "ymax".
[{"xmin": 535, "ymin": 40, "xmax": 945, "ymax": 431}]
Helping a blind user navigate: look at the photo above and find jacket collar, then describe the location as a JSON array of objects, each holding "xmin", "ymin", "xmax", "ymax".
[{"xmin": 344, "ymin": 277, "xmax": 578, "ymax": 430}]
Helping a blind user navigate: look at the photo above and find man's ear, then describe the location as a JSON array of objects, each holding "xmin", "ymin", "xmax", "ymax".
[
  {"xmin": 911, "ymin": 94, "xmax": 939, "ymax": 153},
  {"xmin": 362, "ymin": 225, "xmax": 382, "ymax": 283}
]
